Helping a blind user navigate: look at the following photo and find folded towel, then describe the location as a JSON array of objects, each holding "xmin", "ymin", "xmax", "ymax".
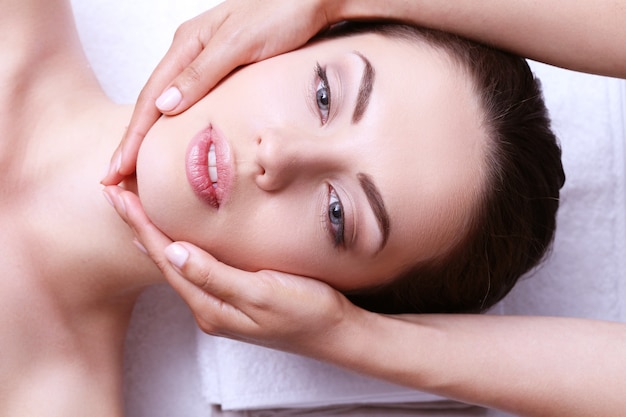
[
  {"xmin": 198, "ymin": 335, "xmax": 450, "ymax": 411},
  {"xmin": 124, "ymin": 285, "xmax": 212, "ymax": 417}
]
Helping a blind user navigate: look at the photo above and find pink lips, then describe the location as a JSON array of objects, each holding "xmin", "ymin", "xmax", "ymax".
[{"xmin": 186, "ymin": 124, "xmax": 233, "ymax": 209}]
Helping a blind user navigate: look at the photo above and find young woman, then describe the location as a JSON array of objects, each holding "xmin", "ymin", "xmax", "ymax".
[
  {"xmin": 131, "ymin": 20, "xmax": 564, "ymax": 315},
  {"xmin": 2, "ymin": 0, "xmax": 561, "ymax": 416},
  {"xmin": 106, "ymin": 1, "xmax": 626, "ymax": 416}
]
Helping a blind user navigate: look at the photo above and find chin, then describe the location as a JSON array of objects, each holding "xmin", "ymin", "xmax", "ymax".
[{"xmin": 135, "ymin": 127, "xmax": 194, "ymax": 240}]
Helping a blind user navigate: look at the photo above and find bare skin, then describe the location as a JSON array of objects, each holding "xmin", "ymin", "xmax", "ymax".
[
  {"xmin": 102, "ymin": 0, "xmax": 626, "ymax": 185},
  {"xmin": 0, "ymin": 1, "xmax": 162, "ymax": 415},
  {"xmin": 108, "ymin": 186, "xmax": 626, "ymax": 417},
  {"xmin": 98, "ymin": 0, "xmax": 626, "ymax": 415}
]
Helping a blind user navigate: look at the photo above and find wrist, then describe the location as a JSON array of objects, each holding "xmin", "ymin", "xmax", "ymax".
[
  {"xmin": 315, "ymin": 305, "xmax": 391, "ymax": 374},
  {"xmin": 329, "ymin": 0, "xmax": 401, "ymax": 21},
  {"xmin": 316, "ymin": 0, "xmax": 344, "ymax": 24}
]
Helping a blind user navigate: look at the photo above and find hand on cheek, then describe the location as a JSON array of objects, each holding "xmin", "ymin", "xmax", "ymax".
[
  {"xmin": 100, "ymin": 0, "xmax": 333, "ymax": 187},
  {"xmin": 102, "ymin": 184, "xmax": 358, "ymax": 354}
]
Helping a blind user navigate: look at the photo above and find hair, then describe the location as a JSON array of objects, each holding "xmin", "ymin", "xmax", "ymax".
[{"xmin": 321, "ymin": 23, "xmax": 566, "ymax": 314}]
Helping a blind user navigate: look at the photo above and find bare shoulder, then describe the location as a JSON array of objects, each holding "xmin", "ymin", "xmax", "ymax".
[{"xmin": 0, "ymin": 232, "xmax": 124, "ymax": 417}]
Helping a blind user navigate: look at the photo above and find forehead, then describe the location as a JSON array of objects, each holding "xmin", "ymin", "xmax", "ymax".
[{"xmin": 317, "ymin": 32, "xmax": 486, "ymax": 272}]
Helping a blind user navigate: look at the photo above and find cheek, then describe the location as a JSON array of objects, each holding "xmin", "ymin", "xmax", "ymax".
[
  {"xmin": 136, "ymin": 112, "xmax": 216, "ymax": 240},
  {"xmin": 211, "ymin": 62, "xmax": 308, "ymax": 128},
  {"xmin": 136, "ymin": 125, "xmax": 189, "ymax": 231},
  {"xmin": 209, "ymin": 200, "xmax": 321, "ymax": 272}
]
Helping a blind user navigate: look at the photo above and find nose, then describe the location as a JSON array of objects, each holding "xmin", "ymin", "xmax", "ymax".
[{"xmin": 255, "ymin": 126, "xmax": 343, "ymax": 191}]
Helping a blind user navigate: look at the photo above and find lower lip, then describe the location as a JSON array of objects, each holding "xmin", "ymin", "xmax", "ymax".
[{"xmin": 185, "ymin": 124, "xmax": 232, "ymax": 209}]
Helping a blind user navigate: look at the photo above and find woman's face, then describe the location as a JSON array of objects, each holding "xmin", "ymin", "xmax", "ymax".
[{"xmin": 137, "ymin": 32, "xmax": 485, "ymax": 291}]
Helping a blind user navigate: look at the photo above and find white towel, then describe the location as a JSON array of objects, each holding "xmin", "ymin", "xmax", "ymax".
[
  {"xmin": 198, "ymin": 335, "xmax": 448, "ymax": 410},
  {"xmin": 71, "ymin": 0, "xmax": 214, "ymax": 104},
  {"xmin": 496, "ymin": 63, "xmax": 626, "ymax": 319}
]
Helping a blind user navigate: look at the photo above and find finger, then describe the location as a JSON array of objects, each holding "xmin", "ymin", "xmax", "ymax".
[
  {"xmin": 100, "ymin": 35, "xmax": 205, "ymax": 186},
  {"xmin": 163, "ymin": 241, "xmax": 262, "ymax": 307},
  {"xmin": 103, "ymin": 185, "xmax": 173, "ymax": 265},
  {"xmin": 103, "ymin": 185, "xmax": 259, "ymax": 304},
  {"xmin": 157, "ymin": 242, "xmax": 254, "ymax": 333},
  {"xmin": 100, "ymin": 147, "xmax": 124, "ymax": 186},
  {"xmin": 103, "ymin": 187, "xmax": 220, "ymax": 301},
  {"xmin": 157, "ymin": 1, "xmax": 316, "ymax": 115},
  {"xmin": 107, "ymin": 185, "xmax": 263, "ymax": 331},
  {"xmin": 157, "ymin": 30, "xmax": 258, "ymax": 116}
]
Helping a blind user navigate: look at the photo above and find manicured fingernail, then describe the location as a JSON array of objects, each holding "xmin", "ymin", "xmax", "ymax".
[
  {"xmin": 115, "ymin": 192, "xmax": 127, "ymax": 215},
  {"xmin": 165, "ymin": 243, "xmax": 189, "ymax": 269},
  {"xmin": 132, "ymin": 238, "xmax": 149, "ymax": 255},
  {"xmin": 108, "ymin": 152, "xmax": 122, "ymax": 177},
  {"xmin": 102, "ymin": 190, "xmax": 114, "ymax": 207},
  {"xmin": 155, "ymin": 87, "xmax": 182, "ymax": 112}
]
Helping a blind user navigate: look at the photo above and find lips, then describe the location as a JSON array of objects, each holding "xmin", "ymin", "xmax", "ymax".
[{"xmin": 186, "ymin": 124, "xmax": 232, "ymax": 209}]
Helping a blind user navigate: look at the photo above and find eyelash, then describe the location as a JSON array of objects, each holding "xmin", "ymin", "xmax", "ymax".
[
  {"xmin": 314, "ymin": 63, "xmax": 331, "ymax": 125},
  {"xmin": 327, "ymin": 185, "xmax": 345, "ymax": 247},
  {"xmin": 313, "ymin": 64, "xmax": 343, "ymax": 247}
]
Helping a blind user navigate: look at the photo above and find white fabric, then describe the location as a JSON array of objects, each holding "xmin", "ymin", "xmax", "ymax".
[
  {"xmin": 495, "ymin": 63, "xmax": 626, "ymax": 320},
  {"xmin": 70, "ymin": 0, "xmax": 626, "ymax": 415},
  {"xmin": 197, "ymin": 336, "xmax": 448, "ymax": 410}
]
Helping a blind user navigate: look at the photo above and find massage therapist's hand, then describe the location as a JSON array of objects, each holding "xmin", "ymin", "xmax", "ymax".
[
  {"xmin": 101, "ymin": 0, "xmax": 335, "ymax": 186},
  {"xmin": 103, "ymin": 185, "xmax": 363, "ymax": 356}
]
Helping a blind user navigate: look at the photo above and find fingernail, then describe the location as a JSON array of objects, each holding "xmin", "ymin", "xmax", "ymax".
[
  {"xmin": 114, "ymin": 152, "xmax": 122, "ymax": 174},
  {"xmin": 102, "ymin": 190, "xmax": 114, "ymax": 207},
  {"xmin": 165, "ymin": 243, "xmax": 189, "ymax": 269},
  {"xmin": 132, "ymin": 238, "xmax": 149, "ymax": 255},
  {"xmin": 156, "ymin": 87, "xmax": 182, "ymax": 112},
  {"xmin": 115, "ymin": 192, "xmax": 127, "ymax": 215}
]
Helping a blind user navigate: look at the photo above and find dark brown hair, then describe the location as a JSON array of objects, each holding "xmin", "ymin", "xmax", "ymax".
[{"xmin": 325, "ymin": 23, "xmax": 565, "ymax": 314}]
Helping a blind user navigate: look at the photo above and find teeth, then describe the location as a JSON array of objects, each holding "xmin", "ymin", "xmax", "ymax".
[
  {"xmin": 208, "ymin": 144, "xmax": 218, "ymax": 185},
  {"xmin": 209, "ymin": 166, "xmax": 218, "ymax": 183},
  {"xmin": 208, "ymin": 144, "xmax": 217, "ymax": 166}
]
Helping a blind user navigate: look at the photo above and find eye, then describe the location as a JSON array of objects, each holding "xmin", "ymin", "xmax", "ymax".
[
  {"xmin": 315, "ymin": 63, "xmax": 331, "ymax": 124},
  {"xmin": 328, "ymin": 186, "xmax": 345, "ymax": 247}
]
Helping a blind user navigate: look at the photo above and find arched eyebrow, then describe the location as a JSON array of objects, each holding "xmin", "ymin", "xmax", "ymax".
[
  {"xmin": 357, "ymin": 172, "xmax": 390, "ymax": 252},
  {"xmin": 352, "ymin": 51, "xmax": 375, "ymax": 124}
]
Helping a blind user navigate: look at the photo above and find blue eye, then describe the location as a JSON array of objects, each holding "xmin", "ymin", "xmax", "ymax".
[
  {"xmin": 315, "ymin": 64, "xmax": 331, "ymax": 124},
  {"xmin": 328, "ymin": 187, "xmax": 345, "ymax": 247}
]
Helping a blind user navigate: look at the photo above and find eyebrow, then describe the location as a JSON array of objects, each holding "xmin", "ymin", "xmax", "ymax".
[
  {"xmin": 352, "ymin": 51, "xmax": 375, "ymax": 124},
  {"xmin": 357, "ymin": 172, "xmax": 390, "ymax": 252}
]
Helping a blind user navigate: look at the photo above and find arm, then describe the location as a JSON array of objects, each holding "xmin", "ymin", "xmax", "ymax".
[
  {"xmin": 104, "ymin": 185, "xmax": 626, "ymax": 417},
  {"xmin": 101, "ymin": 0, "xmax": 626, "ymax": 185},
  {"xmin": 345, "ymin": 313, "xmax": 626, "ymax": 417},
  {"xmin": 336, "ymin": 0, "xmax": 626, "ymax": 78}
]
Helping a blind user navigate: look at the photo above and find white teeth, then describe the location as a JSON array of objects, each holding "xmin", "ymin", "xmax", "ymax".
[
  {"xmin": 208, "ymin": 144, "xmax": 218, "ymax": 184},
  {"xmin": 209, "ymin": 166, "xmax": 218, "ymax": 183},
  {"xmin": 208, "ymin": 144, "xmax": 217, "ymax": 166}
]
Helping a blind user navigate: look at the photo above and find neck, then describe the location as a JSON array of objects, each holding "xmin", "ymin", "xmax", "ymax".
[
  {"xmin": 0, "ymin": 2, "xmax": 165, "ymax": 414},
  {"xmin": 0, "ymin": 0, "xmax": 164, "ymax": 317},
  {"xmin": 5, "ymin": 0, "xmax": 166, "ymax": 297},
  {"xmin": 3, "ymin": 88, "xmax": 163, "ymax": 300}
]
